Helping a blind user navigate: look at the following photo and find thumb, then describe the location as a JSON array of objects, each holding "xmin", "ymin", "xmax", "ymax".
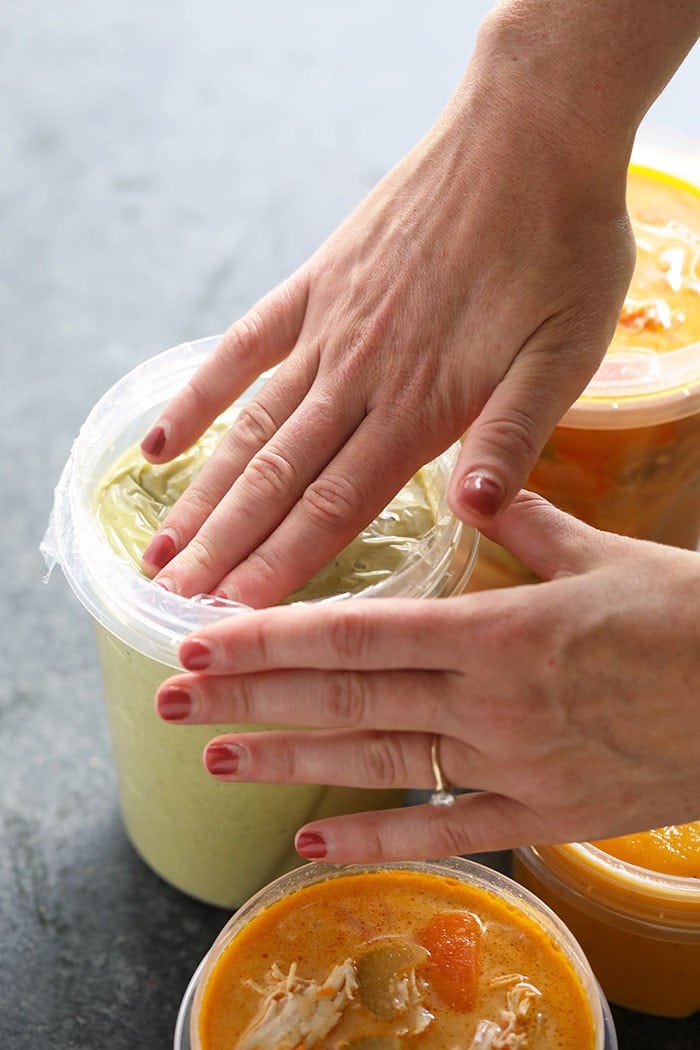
[
  {"xmin": 141, "ymin": 268, "xmax": 310, "ymax": 462},
  {"xmin": 447, "ymin": 334, "xmax": 603, "ymax": 524},
  {"xmin": 479, "ymin": 489, "xmax": 604, "ymax": 581}
]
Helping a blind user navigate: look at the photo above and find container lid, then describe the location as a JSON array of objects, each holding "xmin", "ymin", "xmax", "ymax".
[
  {"xmin": 561, "ymin": 127, "xmax": 700, "ymax": 430},
  {"xmin": 41, "ymin": 336, "xmax": 477, "ymax": 668}
]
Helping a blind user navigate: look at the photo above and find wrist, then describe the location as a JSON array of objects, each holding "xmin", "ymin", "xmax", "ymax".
[{"xmin": 462, "ymin": 0, "xmax": 699, "ymax": 182}]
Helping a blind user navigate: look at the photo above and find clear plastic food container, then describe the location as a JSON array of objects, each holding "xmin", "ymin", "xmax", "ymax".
[
  {"xmin": 42, "ymin": 336, "xmax": 479, "ymax": 908},
  {"xmin": 174, "ymin": 857, "xmax": 617, "ymax": 1050},
  {"xmin": 470, "ymin": 129, "xmax": 700, "ymax": 591},
  {"xmin": 513, "ymin": 841, "xmax": 700, "ymax": 1017}
]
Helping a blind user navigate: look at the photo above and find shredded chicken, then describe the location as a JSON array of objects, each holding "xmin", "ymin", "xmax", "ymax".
[
  {"xmin": 238, "ymin": 959, "xmax": 358, "ymax": 1049},
  {"xmin": 619, "ymin": 296, "xmax": 673, "ymax": 332},
  {"xmin": 466, "ymin": 974, "xmax": 542, "ymax": 1050},
  {"xmin": 389, "ymin": 968, "xmax": 433, "ymax": 1036}
]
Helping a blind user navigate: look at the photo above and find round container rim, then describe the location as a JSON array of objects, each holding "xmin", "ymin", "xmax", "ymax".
[
  {"xmin": 41, "ymin": 336, "xmax": 479, "ymax": 668},
  {"xmin": 560, "ymin": 125, "xmax": 700, "ymax": 430},
  {"xmin": 177, "ymin": 856, "xmax": 616, "ymax": 1050},
  {"xmin": 515, "ymin": 842, "xmax": 700, "ymax": 937}
]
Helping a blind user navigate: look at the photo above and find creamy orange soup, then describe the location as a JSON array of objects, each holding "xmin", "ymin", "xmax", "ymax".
[
  {"xmin": 197, "ymin": 869, "xmax": 595, "ymax": 1050},
  {"xmin": 593, "ymin": 820, "xmax": 700, "ymax": 878}
]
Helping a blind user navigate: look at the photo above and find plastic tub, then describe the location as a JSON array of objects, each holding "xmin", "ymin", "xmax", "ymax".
[
  {"xmin": 470, "ymin": 129, "xmax": 700, "ymax": 591},
  {"xmin": 513, "ymin": 842, "xmax": 700, "ymax": 1016},
  {"xmin": 42, "ymin": 336, "xmax": 479, "ymax": 908},
  {"xmin": 174, "ymin": 857, "xmax": 617, "ymax": 1050}
]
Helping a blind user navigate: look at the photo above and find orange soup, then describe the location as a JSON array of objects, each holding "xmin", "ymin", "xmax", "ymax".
[
  {"xmin": 195, "ymin": 867, "xmax": 597, "ymax": 1049},
  {"xmin": 470, "ymin": 162, "xmax": 700, "ymax": 592},
  {"xmin": 593, "ymin": 820, "xmax": 700, "ymax": 878},
  {"xmin": 514, "ymin": 833, "xmax": 700, "ymax": 1017}
]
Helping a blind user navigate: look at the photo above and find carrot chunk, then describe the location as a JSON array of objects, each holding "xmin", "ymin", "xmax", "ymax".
[{"xmin": 418, "ymin": 911, "xmax": 481, "ymax": 1012}]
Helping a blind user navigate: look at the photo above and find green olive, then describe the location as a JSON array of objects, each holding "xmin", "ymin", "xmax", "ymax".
[{"xmin": 356, "ymin": 941, "xmax": 429, "ymax": 1021}]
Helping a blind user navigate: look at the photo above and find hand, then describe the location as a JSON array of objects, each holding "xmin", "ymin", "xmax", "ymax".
[
  {"xmin": 154, "ymin": 492, "xmax": 700, "ymax": 863},
  {"xmin": 139, "ymin": 44, "xmax": 635, "ymax": 606}
]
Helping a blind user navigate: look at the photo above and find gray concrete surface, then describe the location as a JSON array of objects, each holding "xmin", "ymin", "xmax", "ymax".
[{"xmin": 2, "ymin": 2, "xmax": 699, "ymax": 1047}]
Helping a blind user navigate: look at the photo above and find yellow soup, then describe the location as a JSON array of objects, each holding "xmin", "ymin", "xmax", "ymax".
[{"xmin": 196, "ymin": 868, "xmax": 597, "ymax": 1050}]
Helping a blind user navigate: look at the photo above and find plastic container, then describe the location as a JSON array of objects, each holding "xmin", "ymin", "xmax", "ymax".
[
  {"xmin": 470, "ymin": 129, "xmax": 700, "ymax": 591},
  {"xmin": 174, "ymin": 857, "xmax": 617, "ymax": 1050},
  {"xmin": 513, "ymin": 843, "xmax": 700, "ymax": 1017},
  {"xmin": 42, "ymin": 336, "xmax": 479, "ymax": 909}
]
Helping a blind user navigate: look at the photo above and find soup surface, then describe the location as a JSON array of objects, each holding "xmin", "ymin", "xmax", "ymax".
[
  {"xmin": 614, "ymin": 166, "xmax": 700, "ymax": 355},
  {"xmin": 94, "ymin": 420, "xmax": 436, "ymax": 601},
  {"xmin": 592, "ymin": 820, "xmax": 700, "ymax": 878},
  {"xmin": 197, "ymin": 869, "xmax": 596, "ymax": 1050}
]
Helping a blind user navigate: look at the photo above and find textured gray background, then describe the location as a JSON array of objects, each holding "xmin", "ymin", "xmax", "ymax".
[{"xmin": 2, "ymin": 2, "xmax": 699, "ymax": 1047}]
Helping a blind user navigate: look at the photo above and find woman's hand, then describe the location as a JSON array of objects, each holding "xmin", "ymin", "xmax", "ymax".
[
  {"xmin": 154, "ymin": 493, "xmax": 700, "ymax": 862},
  {"xmin": 139, "ymin": 33, "xmax": 636, "ymax": 606}
]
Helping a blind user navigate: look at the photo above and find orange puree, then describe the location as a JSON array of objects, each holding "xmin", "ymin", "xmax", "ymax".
[
  {"xmin": 593, "ymin": 820, "xmax": 700, "ymax": 878},
  {"xmin": 513, "ymin": 843, "xmax": 700, "ymax": 1017},
  {"xmin": 197, "ymin": 869, "xmax": 596, "ymax": 1049}
]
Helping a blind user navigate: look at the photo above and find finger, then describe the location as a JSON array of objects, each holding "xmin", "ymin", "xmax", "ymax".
[
  {"xmin": 177, "ymin": 598, "xmax": 473, "ymax": 675},
  {"xmin": 479, "ymin": 489, "xmax": 608, "ymax": 581},
  {"xmin": 140, "ymin": 270, "xmax": 309, "ymax": 462},
  {"xmin": 201, "ymin": 728, "xmax": 488, "ymax": 792},
  {"xmin": 152, "ymin": 383, "xmax": 367, "ymax": 596},
  {"xmin": 448, "ymin": 326, "xmax": 605, "ymax": 524},
  {"xmin": 293, "ymin": 793, "xmax": 555, "ymax": 863},
  {"xmin": 216, "ymin": 411, "xmax": 435, "ymax": 607},
  {"xmin": 155, "ymin": 667, "xmax": 457, "ymax": 735},
  {"xmin": 141, "ymin": 358, "xmax": 316, "ymax": 575}
]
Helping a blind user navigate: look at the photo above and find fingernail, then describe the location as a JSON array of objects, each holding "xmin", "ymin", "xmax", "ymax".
[
  {"xmin": 180, "ymin": 638, "xmax": 212, "ymax": 670},
  {"xmin": 156, "ymin": 686, "xmax": 195, "ymax": 721},
  {"xmin": 143, "ymin": 528, "xmax": 179, "ymax": 570},
  {"xmin": 205, "ymin": 743, "xmax": 248, "ymax": 777},
  {"xmin": 458, "ymin": 471, "xmax": 505, "ymax": 518},
  {"xmin": 295, "ymin": 831, "xmax": 328, "ymax": 859},
  {"xmin": 212, "ymin": 585, "xmax": 238, "ymax": 602},
  {"xmin": 141, "ymin": 422, "xmax": 168, "ymax": 456},
  {"xmin": 155, "ymin": 576, "xmax": 179, "ymax": 594}
]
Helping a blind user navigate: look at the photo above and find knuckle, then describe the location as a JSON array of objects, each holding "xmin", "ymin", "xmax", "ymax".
[
  {"xmin": 481, "ymin": 406, "xmax": 543, "ymax": 471},
  {"xmin": 226, "ymin": 308, "xmax": 265, "ymax": 363},
  {"xmin": 327, "ymin": 608, "xmax": 372, "ymax": 663},
  {"xmin": 301, "ymin": 474, "xmax": 359, "ymax": 530},
  {"xmin": 234, "ymin": 401, "xmax": 278, "ymax": 452},
  {"xmin": 244, "ymin": 547, "xmax": 284, "ymax": 588},
  {"xmin": 184, "ymin": 536, "xmax": 223, "ymax": 578},
  {"xmin": 363, "ymin": 734, "xmax": 406, "ymax": 788},
  {"xmin": 243, "ymin": 449, "xmax": 297, "ymax": 500},
  {"xmin": 322, "ymin": 672, "xmax": 367, "ymax": 726},
  {"xmin": 429, "ymin": 810, "xmax": 475, "ymax": 857}
]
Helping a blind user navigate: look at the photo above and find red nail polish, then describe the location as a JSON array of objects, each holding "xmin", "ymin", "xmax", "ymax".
[
  {"xmin": 143, "ymin": 532, "xmax": 178, "ymax": 570},
  {"xmin": 295, "ymin": 831, "xmax": 328, "ymax": 859},
  {"xmin": 180, "ymin": 639, "xmax": 212, "ymax": 670},
  {"xmin": 206, "ymin": 743, "xmax": 244, "ymax": 776},
  {"xmin": 141, "ymin": 424, "xmax": 167, "ymax": 456},
  {"xmin": 459, "ymin": 472, "xmax": 504, "ymax": 518},
  {"xmin": 157, "ymin": 687, "xmax": 192, "ymax": 721}
]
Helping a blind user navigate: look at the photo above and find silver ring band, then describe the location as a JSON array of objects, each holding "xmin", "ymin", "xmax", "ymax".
[{"xmin": 429, "ymin": 734, "xmax": 455, "ymax": 808}]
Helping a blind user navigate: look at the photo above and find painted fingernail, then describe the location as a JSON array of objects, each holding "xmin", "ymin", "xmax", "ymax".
[
  {"xmin": 295, "ymin": 831, "xmax": 328, "ymax": 859},
  {"xmin": 458, "ymin": 472, "xmax": 505, "ymax": 518},
  {"xmin": 143, "ymin": 528, "xmax": 179, "ymax": 571},
  {"xmin": 180, "ymin": 638, "xmax": 212, "ymax": 670},
  {"xmin": 212, "ymin": 585, "xmax": 236, "ymax": 601},
  {"xmin": 156, "ymin": 686, "xmax": 195, "ymax": 721},
  {"xmin": 141, "ymin": 423, "xmax": 168, "ymax": 456},
  {"xmin": 205, "ymin": 743, "xmax": 248, "ymax": 777}
]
